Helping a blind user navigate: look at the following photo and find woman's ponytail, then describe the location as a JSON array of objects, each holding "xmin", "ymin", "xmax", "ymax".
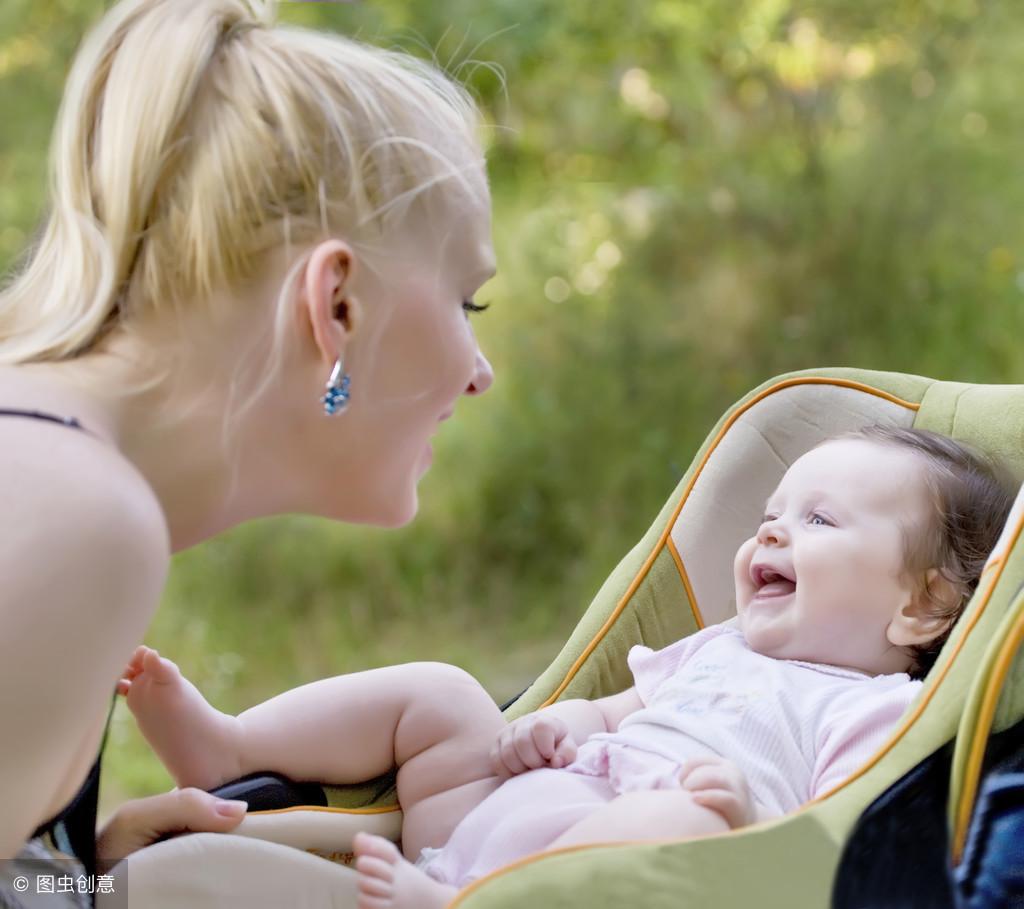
[{"xmin": 0, "ymin": 0, "xmax": 271, "ymax": 363}]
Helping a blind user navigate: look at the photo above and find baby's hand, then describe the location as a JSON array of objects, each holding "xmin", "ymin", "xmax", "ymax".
[
  {"xmin": 679, "ymin": 756, "xmax": 755, "ymax": 829},
  {"xmin": 490, "ymin": 713, "xmax": 578, "ymax": 778}
]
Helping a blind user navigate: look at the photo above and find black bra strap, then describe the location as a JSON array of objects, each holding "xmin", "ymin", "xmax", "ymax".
[{"xmin": 0, "ymin": 408, "xmax": 85, "ymax": 432}]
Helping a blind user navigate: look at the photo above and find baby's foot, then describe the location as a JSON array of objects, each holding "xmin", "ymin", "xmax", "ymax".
[
  {"xmin": 120, "ymin": 645, "xmax": 243, "ymax": 791},
  {"xmin": 354, "ymin": 833, "xmax": 457, "ymax": 909}
]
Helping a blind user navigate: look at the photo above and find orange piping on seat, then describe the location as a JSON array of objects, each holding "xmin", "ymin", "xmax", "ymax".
[
  {"xmin": 248, "ymin": 803, "xmax": 400, "ymax": 816},
  {"xmin": 667, "ymin": 537, "xmax": 705, "ymax": 630},
  {"xmin": 951, "ymin": 608, "xmax": 1024, "ymax": 862},
  {"xmin": 951, "ymin": 564, "xmax": 1024, "ymax": 861},
  {"xmin": 540, "ymin": 376, "xmax": 920, "ymax": 708}
]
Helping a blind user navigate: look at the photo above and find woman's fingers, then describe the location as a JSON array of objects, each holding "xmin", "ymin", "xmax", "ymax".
[{"xmin": 96, "ymin": 788, "xmax": 248, "ymax": 873}]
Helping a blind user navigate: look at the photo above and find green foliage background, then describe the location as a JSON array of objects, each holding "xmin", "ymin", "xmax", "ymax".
[{"xmin": 2, "ymin": 0, "xmax": 1023, "ymax": 814}]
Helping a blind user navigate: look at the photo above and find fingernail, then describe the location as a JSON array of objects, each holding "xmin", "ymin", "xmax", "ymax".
[{"xmin": 216, "ymin": 799, "xmax": 248, "ymax": 817}]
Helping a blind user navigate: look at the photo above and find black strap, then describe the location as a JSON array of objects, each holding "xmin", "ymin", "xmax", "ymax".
[
  {"xmin": 0, "ymin": 409, "xmax": 84, "ymax": 431},
  {"xmin": 31, "ymin": 757, "xmax": 103, "ymax": 878}
]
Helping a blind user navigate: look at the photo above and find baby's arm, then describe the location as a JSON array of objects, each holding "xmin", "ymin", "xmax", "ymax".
[{"xmin": 491, "ymin": 687, "xmax": 643, "ymax": 777}]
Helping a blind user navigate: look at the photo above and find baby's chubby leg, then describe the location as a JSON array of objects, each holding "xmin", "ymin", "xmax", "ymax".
[
  {"xmin": 235, "ymin": 661, "xmax": 507, "ymax": 859},
  {"xmin": 544, "ymin": 788, "xmax": 730, "ymax": 851},
  {"xmin": 123, "ymin": 647, "xmax": 507, "ymax": 861}
]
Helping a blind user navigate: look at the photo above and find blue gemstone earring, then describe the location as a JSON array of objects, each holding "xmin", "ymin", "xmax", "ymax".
[{"xmin": 320, "ymin": 357, "xmax": 351, "ymax": 416}]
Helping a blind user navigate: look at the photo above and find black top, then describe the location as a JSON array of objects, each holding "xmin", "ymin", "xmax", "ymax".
[{"xmin": 2, "ymin": 408, "xmax": 111, "ymax": 878}]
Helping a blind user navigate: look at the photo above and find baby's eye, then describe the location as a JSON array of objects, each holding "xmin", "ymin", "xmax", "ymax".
[
  {"xmin": 808, "ymin": 513, "xmax": 832, "ymax": 527},
  {"xmin": 760, "ymin": 514, "xmax": 778, "ymax": 525},
  {"xmin": 462, "ymin": 300, "xmax": 490, "ymax": 316}
]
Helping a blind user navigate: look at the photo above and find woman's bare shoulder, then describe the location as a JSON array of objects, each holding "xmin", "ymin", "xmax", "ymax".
[{"xmin": 0, "ymin": 419, "xmax": 170, "ymax": 606}]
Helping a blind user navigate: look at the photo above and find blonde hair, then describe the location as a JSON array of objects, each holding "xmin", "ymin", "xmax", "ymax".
[{"xmin": 0, "ymin": 0, "xmax": 485, "ymax": 366}]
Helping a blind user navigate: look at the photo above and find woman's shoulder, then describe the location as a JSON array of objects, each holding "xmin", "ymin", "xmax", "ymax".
[{"xmin": 0, "ymin": 415, "xmax": 170, "ymax": 601}]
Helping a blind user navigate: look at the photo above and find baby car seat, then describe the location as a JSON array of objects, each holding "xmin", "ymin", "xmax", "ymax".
[{"xmin": 102, "ymin": 368, "xmax": 1024, "ymax": 909}]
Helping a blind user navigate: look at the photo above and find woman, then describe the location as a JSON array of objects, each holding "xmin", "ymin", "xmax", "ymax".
[{"xmin": 0, "ymin": 0, "xmax": 495, "ymax": 892}]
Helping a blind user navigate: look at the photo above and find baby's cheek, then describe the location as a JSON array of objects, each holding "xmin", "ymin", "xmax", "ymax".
[{"xmin": 733, "ymin": 538, "xmax": 758, "ymax": 601}]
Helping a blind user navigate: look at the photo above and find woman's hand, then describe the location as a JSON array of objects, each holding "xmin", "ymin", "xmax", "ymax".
[
  {"xmin": 95, "ymin": 788, "xmax": 248, "ymax": 873},
  {"xmin": 490, "ymin": 713, "xmax": 578, "ymax": 778},
  {"xmin": 679, "ymin": 756, "xmax": 756, "ymax": 829}
]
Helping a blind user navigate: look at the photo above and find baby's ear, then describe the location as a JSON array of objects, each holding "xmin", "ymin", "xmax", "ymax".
[{"xmin": 887, "ymin": 568, "xmax": 962, "ymax": 647}]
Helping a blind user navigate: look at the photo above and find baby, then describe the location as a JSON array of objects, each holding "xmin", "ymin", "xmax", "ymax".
[{"xmin": 120, "ymin": 425, "xmax": 1016, "ymax": 909}]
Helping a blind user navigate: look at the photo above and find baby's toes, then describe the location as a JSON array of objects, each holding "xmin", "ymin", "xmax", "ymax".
[
  {"xmin": 122, "ymin": 645, "xmax": 150, "ymax": 678},
  {"xmin": 353, "ymin": 832, "xmax": 401, "ymax": 865},
  {"xmin": 355, "ymin": 856, "xmax": 394, "ymax": 897},
  {"xmin": 140, "ymin": 648, "xmax": 181, "ymax": 684},
  {"xmin": 354, "ymin": 835, "xmax": 400, "ymax": 909}
]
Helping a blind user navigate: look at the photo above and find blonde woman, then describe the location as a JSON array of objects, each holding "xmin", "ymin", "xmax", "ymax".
[{"xmin": 0, "ymin": 0, "xmax": 495, "ymax": 898}]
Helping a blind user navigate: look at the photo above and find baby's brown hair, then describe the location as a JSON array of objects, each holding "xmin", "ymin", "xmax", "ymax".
[{"xmin": 839, "ymin": 425, "xmax": 1017, "ymax": 679}]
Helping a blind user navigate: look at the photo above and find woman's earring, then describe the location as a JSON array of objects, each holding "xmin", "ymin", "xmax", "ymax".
[{"xmin": 321, "ymin": 358, "xmax": 351, "ymax": 416}]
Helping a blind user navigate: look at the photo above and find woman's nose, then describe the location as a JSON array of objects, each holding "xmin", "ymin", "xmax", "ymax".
[
  {"xmin": 465, "ymin": 348, "xmax": 494, "ymax": 396},
  {"xmin": 757, "ymin": 518, "xmax": 788, "ymax": 546}
]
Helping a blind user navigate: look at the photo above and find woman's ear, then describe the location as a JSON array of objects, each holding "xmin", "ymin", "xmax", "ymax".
[
  {"xmin": 887, "ymin": 568, "xmax": 962, "ymax": 647},
  {"xmin": 300, "ymin": 239, "xmax": 361, "ymax": 368}
]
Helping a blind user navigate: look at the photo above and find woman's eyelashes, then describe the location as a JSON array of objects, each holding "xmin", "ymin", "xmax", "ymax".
[{"xmin": 462, "ymin": 300, "xmax": 490, "ymax": 315}]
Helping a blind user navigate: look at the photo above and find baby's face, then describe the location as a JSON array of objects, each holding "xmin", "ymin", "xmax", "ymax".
[{"xmin": 733, "ymin": 439, "xmax": 933, "ymax": 675}]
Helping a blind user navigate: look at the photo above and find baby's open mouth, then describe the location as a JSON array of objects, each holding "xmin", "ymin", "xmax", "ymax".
[{"xmin": 750, "ymin": 564, "xmax": 797, "ymax": 598}]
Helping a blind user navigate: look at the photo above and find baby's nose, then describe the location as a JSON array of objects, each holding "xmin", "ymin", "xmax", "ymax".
[{"xmin": 757, "ymin": 519, "xmax": 788, "ymax": 546}]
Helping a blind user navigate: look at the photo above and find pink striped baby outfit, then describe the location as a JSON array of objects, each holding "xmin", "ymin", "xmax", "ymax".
[{"xmin": 417, "ymin": 622, "xmax": 921, "ymax": 887}]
